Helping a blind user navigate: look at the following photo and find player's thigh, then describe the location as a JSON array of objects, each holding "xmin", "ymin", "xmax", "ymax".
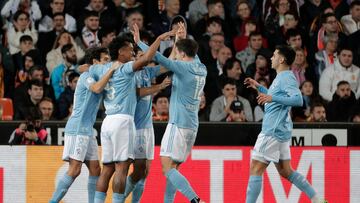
[{"xmin": 252, "ymin": 133, "xmax": 282, "ymax": 164}]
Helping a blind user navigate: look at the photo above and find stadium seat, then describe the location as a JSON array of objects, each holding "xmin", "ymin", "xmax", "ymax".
[{"xmin": 0, "ymin": 98, "xmax": 14, "ymax": 120}]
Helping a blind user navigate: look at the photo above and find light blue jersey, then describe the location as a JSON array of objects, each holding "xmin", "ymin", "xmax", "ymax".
[
  {"xmin": 138, "ymin": 42, "xmax": 207, "ymax": 130},
  {"xmin": 134, "ymin": 66, "xmax": 161, "ymax": 129},
  {"xmin": 89, "ymin": 61, "xmax": 137, "ymax": 116},
  {"xmin": 64, "ymin": 71, "xmax": 102, "ymax": 136},
  {"xmin": 259, "ymin": 70, "xmax": 303, "ymax": 142}
]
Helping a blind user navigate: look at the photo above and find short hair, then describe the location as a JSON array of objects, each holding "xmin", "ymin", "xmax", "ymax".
[
  {"xmin": 29, "ymin": 65, "xmax": 44, "ymax": 76},
  {"xmin": 275, "ymin": 45, "xmax": 296, "ymax": 65},
  {"xmin": 222, "ymin": 58, "xmax": 243, "ymax": 76},
  {"xmin": 40, "ymin": 97, "xmax": 54, "ymax": 105},
  {"xmin": 153, "ymin": 92, "xmax": 169, "ymax": 104},
  {"xmin": 221, "ymin": 77, "xmax": 237, "ymax": 89},
  {"xmin": 13, "ymin": 10, "xmax": 29, "ymax": 22},
  {"xmin": 350, "ymin": 1, "xmax": 360, "ymax": 9},
  {"xmin": 321, "ymin": 13, "xmax": 336, "ymax": 24},
  {"xmin": 61, "ymin": 43, "xmax": 74, "ymax": 54},
  {"xmin": 28, "ymin": 79, "xmax": 43, "ymax": 90},
  {"xmin": 337, "ymin": 46, "xmax": 353, "ymax": 55},
  {"xmin": 323, "ymin": 33, "xmax": 338, "ymax": 45},
  {"xmin": 249, "ymin": 32, "xmax": 262, "ymax": 41},
  {"xmin": 206, "ymin": 16, "xmax": 222, "ymax": 27},
  {"xmin": 285, "ymin": 28, "xmax": 301, "ymax": 41},
  {"xmin": 24, "ymin": 49, "xmax": 40, "ymax": 65},
  {"xmin": 20, "ymin": 35, "xmax": 33, "ymax": 43},
  {"xmin": 84, "ymin": 10, "xmax": 99, "ymax": 20},
  {"xmin": 97, "ymin": 27, "xmax": 116, "ymax": 43},
  {"xmin": 68, "ymin": 71, "xmax": 80, "ymax": 82},
  {"xmin": 175, "ymin": 39, "xmax": 198, "ymax": 57},
  {"xmin": 310, "ymin": 102, "xmax": 325, "ymax": 113},
  {"xmin": 207, "ymin": 0, "xmax": 222, "ymax": 7},
  {"xmin": 337, "ymin": 80, "xmax": 350, "ymax": 87},
  {"xmin": 53, "ymin": 12, "xmax": 65, "ymax": 19},
  {"xmin": 85, "ymin": 47, "xmax": 109, "ymax": 64},
  {"xmin": 108, "ymin": 34, "xmax": 134, "ymax": 60}
]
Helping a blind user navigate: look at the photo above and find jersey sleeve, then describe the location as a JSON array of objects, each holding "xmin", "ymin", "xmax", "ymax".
[{"xmin": 82, "ymin": 72, "xmax": 96, "ymax": 90}]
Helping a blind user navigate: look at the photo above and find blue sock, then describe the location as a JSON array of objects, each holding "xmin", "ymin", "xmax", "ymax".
[
  {"xmin": 288, "ymin": 171, "xmax": 316, "ymax": 198},
  {"xmin": 165, "ymin": 168, "xmax": 197, "ymax": 201},
  {"xmin": 124, "ymin": 176, "xmax": 136, "ymax": 197},
  {"xmin": 112, "ymin": 192, "xmax": 125, "ymax": 203},
  {"xmin": 94, "ymin": 191, "xmax": 106, "ymax": 203},
  {"xmin": 164, "ymin": 180, "xmax": 176, "ymax": 203},
  {"xmin": 88, "ymin": 176, "xmax": 99, "ymax": 203},
  {"xmin": 132, "ymin": 179, "xmax": 145, "ymax": 203},
  {"xmin": 49, "ymin": 173, "xmax": 74, "ymax": 202},
  {"xmin": 246, "ymin": 175, "xmax": 262, "ymax": 203}
]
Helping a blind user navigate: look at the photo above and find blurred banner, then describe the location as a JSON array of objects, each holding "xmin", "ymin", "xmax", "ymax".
[{"xmin": 0, "ymin": 146, "xmax": 359, "ymax": 203}]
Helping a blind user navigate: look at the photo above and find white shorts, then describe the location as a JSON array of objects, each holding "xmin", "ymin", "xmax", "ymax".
[
  {"xmin": 160, "ymin": 124, "xmax": 197, "ymax": 163},
  {"xmin": 62, "ymin": 134, "xmax": 99, "ymax": 162},
  {"xmin": 134, "ymin": 128, "xmax": 155, "ymax": 160},
  {"xmin": 252, "ymin": 133, "xmax": 291, "ymax": 164},
  {"xmin": 101, "ymin": 114, "xmax": 135, "ymax": 164}
]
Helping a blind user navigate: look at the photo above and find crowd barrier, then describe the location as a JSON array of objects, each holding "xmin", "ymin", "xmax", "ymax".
[
  {"xmin": 0, "ymin": 146, "xmax": 359, "ymax": 203},
  {"xmin": 1, "ymin": 121, "xmax": 360, "ymax": 146}
]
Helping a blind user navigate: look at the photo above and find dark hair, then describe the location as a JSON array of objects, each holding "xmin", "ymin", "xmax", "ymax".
[
  {"xmin": 249, "ymin": 31, "xmax": 262, "ymax": 41},
  {"xmin": 285, "ymin": 28, "xmax": 301, "ymax": 41},
  {"xmin": 85, "ymin": 47, "xmax": 109, "ymax": 64},
  {"xmin": 275, "ymin": 45, "xmax": 296, "ymax": 65},
  {"xmin": 84, "ymin": 10, "xmax": 99, "ymax": 20},
  {"xmin": 53, "ymin": 12, "xmax": 65, "ymax": 19},
  {"xmin": 25, "ymin": 107, "xmax": 42, "ymax": 121},
  {"xmin": 13, "ymin": 10, "xmax": 29, "ymax": 22},
  {"xmin": 207, "ymin": 0, "xmax": 222, "ymax": 7},
  {"xmin": 108, "ymin": 35, "xmax": 134, "ymax": 60},
  {"xmin": 337, "ymin": 80, "xmax": 350, "ymax": 87},
  {"xmin": 24, "ymin": 49, "xmax": 40, "ymax": 65},
  {"xmin": 97, "ymin": 27, "xmax": 116, "ymax": 43},
  {"xmin": 20, "ymin": 35, "xmax": 33, "ymax": 43},
  {"xmin": 153, "ymin": 92, "xmax": 169, "ymax": 104},
  {"xmin": 221, "ymin": 77, "xmax": 237, "ymax": 89},
  {"xmin": 350, "ymin": 1, "xmax": 360, "ymax": 9},
  {"xmin": 337, "ymin": 46, "xmax": 353, "ymax": 55},
  {"xmin": 125, "ymin": 9, "xmax": 143, "ymax": 18},
  {"xmin": 68, "ymin": 71, "xmax": 80, "ymax": 82},
  {"xmin": 61, "ymin": 43, "xmax": 74, "ymax": 54},
  {"xmin": 29, "ymin": 65, "xmax": 44, "ymax": 76},
  {"xmin": 321, "ymin": 13, "xmax": 336, "ymax": 24},
  {"xmin": 206, "ymin": 16, "xmax": 222, "ymax": 27},
  {"xmin": 222, "ymin": 58, "xmax": 243, "ymax": 76},
  {"xmin": 310, "ymin": 102, "xmax": 325, "ymax": 113},
  {"xmin": 175, "ymin": 39, "xmax": 198, "ymax": 57},
  {"xmin": 28, "ymin": 79, "xmax": 43, "ymax": 90}
]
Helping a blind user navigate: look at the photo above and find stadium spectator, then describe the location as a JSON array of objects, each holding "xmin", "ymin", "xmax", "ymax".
[
  {"xmin": 97, "ymin": 27, "xmax": 116, "ymax": 48},
  {"xmin": 14, "ymin": 79, "xmax": 44, "ymax": 120},
  {"xmin": 246, "ymin": 48, "xmax": 275, "ymax": 85},
  {"xmin": 233, "ymin": 19, "xmax": 267, "ymax": 53},
  {"xmin": 39, "ymin": 97, "xmax": 55, "ymax": 120},
  {"xmin": 188, "ymin": 0, "xmax": 208, "ymax": 28},
  {"xmin": 116, "ymin": 0, "xmax": 144, "ymax": 25},
  {"xmin": 285, "ymin": 28, "xmax": 305, "ymax": 50},
  {"xmin": 326, "ymin": 80, "xmax": 357, "ymax": 122},
  {"xmin": 151, "ymin": 0, "xmax": 180, "ymax": 37},
  {"xmin": 314, "ymin": 33, "xmax": 338, "ymax": 84},
  {"xmin": 75, "ymin": 10, "xmax": 101, "ymax": 49},
  {"xmin": 46, "ymin": 31, "xmax": 84, "ymax": 74},
  {"xmin": 299, "ymin": 0, "xmax": 331, "ymax": 32},
  {"xmin": 38, "ymin": 0, "xmax": 76, "ymax": 33},
  {"xmin": 197, "ymin": 17, "xmax": 223, "ymax": 59},
  {"xmin": 306, "ymin": 102, "xmax": 327, "ymax": 122},
  {"xmin": 1, "ymin": 0, "xmax": 42, "ymax": 28},
  {"xmin": 232, "ymin": 0, "xmax": 254, "ymax": 37},
  {"xmin": 51, "ymin": 43, "xmax": 78, "ymax": 100},
  {"xmin": 7, "ymin": 10, "xmax": 38, "ymax": 55},
  {"xmin": 10, "ymin": 108, "xmax": 47, "ymax": 145},
  {"xmin": 291, "ymin": 47, "xmax": 308, "ymax": 86},
  {"xmin": 292, "ymin": 80, "xmax": 322, "ymax": 121},
  {"xmin": 319, "ymin": 47, "xmax": 360, "ymax": 101},
  {"xmin": 210, "ymin": 78, "xmax": 253, "ymax": 121},
  {"xmin": 120, "ymin": 10, "xmax": 144, "ymax": 33},
  {"xmin": 57, "ymin": 71, "xmax": 79, "ymax": 119},
  {"xmin": 341, "ymin": 1, "xmax": 360, "ymax": 35},
  {"xmin": 198, "ymin": 91, "xmax": 210, "ymax": 121},
  {"xmin": 37, "ymin": 12, "xmax": 67, "ymax": 60},
  {"xmin": 152, "ymin": 92, "xmax": 169, "ymax": 121},
  {"xmin": 236, "ymin": 32, "xmax": 264, "ymax": 72}
]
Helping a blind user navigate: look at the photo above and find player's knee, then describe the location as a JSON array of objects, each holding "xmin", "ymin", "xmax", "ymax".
[
  {"xmin": 90, "ymin": 164, "xmax": 101, "ymax": 176},
  {"xmin": 278, "ymin": 169, "xmax": 292, "ymax": 179},
  {"xmin": 68, "ymin": 165, "xmax": 82, "ymax": 177}
]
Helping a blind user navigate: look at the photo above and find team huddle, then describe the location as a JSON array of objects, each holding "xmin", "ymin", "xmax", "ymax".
[{"xmin": 49, "ymin": 23, "xmax": 325, "ymax": 203}]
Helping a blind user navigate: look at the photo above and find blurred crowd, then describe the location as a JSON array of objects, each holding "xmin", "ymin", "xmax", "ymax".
[{"xmin": 0, "ymin": 0, "xmax": 360, "ymax": 126}]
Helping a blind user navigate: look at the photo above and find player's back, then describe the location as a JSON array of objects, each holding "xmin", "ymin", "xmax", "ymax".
[
  {"xmin": 169, "ymin": 59, "xmax": 207, "ymax": 130},
  {"xmin": 261, "ymin": 70, "xmax": 302, "ymax": 142},
  {"xmin": 65, "ymin": 71, "xmax": 102, "ymax": 136},
  {"xmin": 90, "ymin": 61, "xmax": 137, "ymax": 116}
]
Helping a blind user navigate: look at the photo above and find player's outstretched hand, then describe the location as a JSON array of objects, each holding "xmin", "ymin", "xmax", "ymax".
[
  {"xmin": 244, "ymin": 77, "xmax": 260, "ymax": 90},
  {"xmin": 158, "ymin": 29, "xmax": 176, "ymax": 41},
  {"xmin": 257, "ymin": 93, "xmax": 272, "ymax": 105},
  {"xmin": 160, "ymin": 76, "xmax": 171, "ymax": 90},
  {"xmin": 132, "ymin": 23, "xmax": 140, "ymax": 44}
]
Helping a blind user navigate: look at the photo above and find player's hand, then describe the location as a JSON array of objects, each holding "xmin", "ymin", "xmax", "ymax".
[
  {"xmin": 244, "ymin": 77, "xmax": 260, "ymax": 90},
  {"xmin": 132, "ymin": 23, "xmax": 140, "ymax": 44},
  {"xmin": 78, "ymin": 64, "xmax": 90, "ymax": 73},
  {"xmin": 257, "ymin": 93, "xmax": 272, "ymax": 105},
  {"xmin": 158, "ymin": 29, "xmax": 176, "ymax": 41},
  {"xmin": 110, "ymin": 61, "xmax": 121, "ymax": 71},
  {"xmin": 25, "ymin": 131, "xmax": 37, "ymax": 140},
  {"xmin": 160, "ymin": 76, "xmax": 171, "ymax": 89},
  {"xmin": 175, "ymin": 22, "xmax": 186, "ymax": 42}
]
